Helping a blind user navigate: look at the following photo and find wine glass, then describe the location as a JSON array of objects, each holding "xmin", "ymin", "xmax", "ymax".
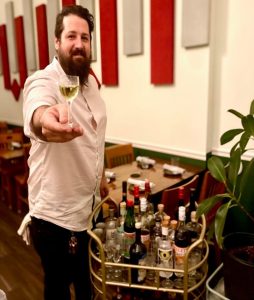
[{"xmin": 58, "ymin": 74, "xmax": 79, "ymax": 127}]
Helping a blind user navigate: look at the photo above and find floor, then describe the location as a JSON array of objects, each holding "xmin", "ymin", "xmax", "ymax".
[{"xmin": 0, "ymin": 202, "xmax": 44, "ymax": 300}]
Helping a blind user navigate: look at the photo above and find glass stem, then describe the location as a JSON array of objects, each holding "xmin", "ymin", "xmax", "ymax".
[{"xmin": 67, "ymin": 101, "xmax": 72, "ymax": 127}]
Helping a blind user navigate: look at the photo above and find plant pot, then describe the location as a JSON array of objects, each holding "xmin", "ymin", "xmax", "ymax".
[{"xmin": 223, "ymin": 232, "xmax": 254, "ymax": 300}]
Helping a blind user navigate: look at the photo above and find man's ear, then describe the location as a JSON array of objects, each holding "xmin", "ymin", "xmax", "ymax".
[{"xmin": 55, "ymin": 38, "xmax": 59, "ymax": 51}]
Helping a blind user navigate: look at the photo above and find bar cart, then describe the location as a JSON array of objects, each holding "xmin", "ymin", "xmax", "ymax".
[{"xmin": 87, "ymin": 196, "xmax": 209, "ymax": 300}]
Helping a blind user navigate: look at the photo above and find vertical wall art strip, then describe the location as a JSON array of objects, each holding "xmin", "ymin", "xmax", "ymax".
[
  {"xmin": 151, "ymin": 0, "xmax": 174, "ymax": 84},
  {"xmin": 62, "ymin": 0, "xmax": 76, "ymax": 6},
  {"xmin": 182, "ymin": 0, "xmax": 210, "ymax": 48},
  {"xmin": 14, "ymin": 16, "xmax": 27, "ymax": 88},
  {"xmin": 123, "ymin": 0, "xmax": 143, "ymax": 56},
  {"xmin": 47, "ymin": 0, "xmax": 60, "ymax": 61},
  {"xmin": 5, "ymin": 1, "xmax": 18, "ymax": 73},
  {"xmin": 22, "ymin": 0, "xmax": 36, "ymax": 71},
  {"xmin": 0, "ymin": 25, "xmax": 11, "ymax": 89},
  {"xmin": 79, "ymin": 0, "xmax": 97, "ymax": 61},
  {"xmin": 99, "ymin": 0, "xmax": 118, "ymax": 85},
  {"xmin": 36, "ymin": 4, "xmax": 49, "ymax": 69}
]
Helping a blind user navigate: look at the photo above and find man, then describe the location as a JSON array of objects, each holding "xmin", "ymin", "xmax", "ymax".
[{"xmin": 22, "ymin": 5, "xmax": 108, "ymax": 300}]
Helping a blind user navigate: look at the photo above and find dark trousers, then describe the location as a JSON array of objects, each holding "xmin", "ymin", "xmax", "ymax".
[{"xmin": 30, "ymin": 217, "xmax": 92, "ymax": 300}]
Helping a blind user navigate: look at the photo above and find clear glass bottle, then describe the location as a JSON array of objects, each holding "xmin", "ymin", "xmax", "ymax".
[
  {"xmin": 185, "ymin": 210, "xmax": 202, "ymax": 243},
  {"xmin": 123, "ymin": 199, "xmax": 136, "ymax": 261},
  {"xmin": 154, "ymin": 203, "xmax": 167, "ymax": 222},
  {"xmin": 105, "ymin": 207, "xmax": 117, "ymax": 242},
  {"xmin": 129, "ymin": 222, "xmax": 147, "ymax": 284},
  {"xmin": 145, "ymin": 179, "xmax": 154, "ymax": 214},
  {"xmin": 157, "ymin": 220, "xmax": 174, "ymax": 287}
]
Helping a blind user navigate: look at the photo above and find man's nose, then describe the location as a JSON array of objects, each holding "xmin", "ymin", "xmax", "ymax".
[{"xmin": 74, "ymin": 37, "xmax": 83, "ymax": 48}]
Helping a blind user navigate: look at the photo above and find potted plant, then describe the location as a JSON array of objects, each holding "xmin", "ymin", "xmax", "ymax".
[{"xmin": 197, "ymin": 99, "xmax": 254, "ymax": 299}]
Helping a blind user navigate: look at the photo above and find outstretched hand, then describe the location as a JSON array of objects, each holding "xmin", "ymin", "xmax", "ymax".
[{"xmin": 33, "ymin": 104, "xmax": 84, "ymax": 142}]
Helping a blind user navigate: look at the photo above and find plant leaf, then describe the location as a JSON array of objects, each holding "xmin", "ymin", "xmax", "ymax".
[
  {"xmin": 220, "ymin": 129, "xmax": 243, "ymax": 145},
  {"xmin": 239, "ymin": 131, "xmax": 250, "ymax": 151},
  {"xmin": 228, "ymin": 148, "xmax": 241, "ymax": 191},
  {"xmin": 228, "ymin": 109, "xmax": 244, "ymax": 119},
  {"xmin": 215, "ymin": 201, "xmax": 232, "ymax": 248},
  {"xmin": 196, "ymin": 194, "xmax": 228, "ymax": 219},
  {"xmin": 239, "ymin": 157, "xmax": 254, "ymax": 214},
  {"xmin": 249, "ymin": 99, "xmax": 254, "ymax": 115},
  {"xmin": 208, "ymin": 157, "xmax": 227, "ymax": 183},
  {"xmin": 242, "ymin": 115, "xmax": 254, "ymax": 136}
]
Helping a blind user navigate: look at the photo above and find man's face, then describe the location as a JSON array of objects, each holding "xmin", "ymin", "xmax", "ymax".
[{"xmin": 55, "ymin": 14, "xmax": 91, "ymax": 84}]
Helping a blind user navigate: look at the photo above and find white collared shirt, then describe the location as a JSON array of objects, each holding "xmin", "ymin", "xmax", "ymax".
[{"xmin": 23, "ymin": 57, "xmax": 107, "ymax": 231}]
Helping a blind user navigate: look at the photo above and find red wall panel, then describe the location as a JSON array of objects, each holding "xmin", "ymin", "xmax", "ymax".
[
  {"xmin": 15, "ymin": 16, "xmax": 27, "ymax": 88},
  {"xmin": 36, "ymin": 4, "xmax": 49, "ymax": 69},
  {"xmin": 151, "ymin": 0, "xmax": 174, "ymax": 84},
  {"xmin": 99, "ymin": 0, "xmax": 118, "ymax": 85},
  {"xmin": 0, "ymin": 25, "xmax": 11, "ymax": 89},
  {"xmin": 62, "ymin": 0, "xmax": 76, "ymax": 6}
]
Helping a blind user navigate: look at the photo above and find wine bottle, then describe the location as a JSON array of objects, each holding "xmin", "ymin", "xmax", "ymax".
[
  {"xmin": 133, "ymin": 185, "xmax": 140, "ymax": 222},
  {"xmin": 123, "ymin": 199, "xmax": 136, "ymax": 261},
  {"xmin": 117, "ymin": 201, "xmax": 126, "ymax": 234},
  {"xmin": 174, "ymin": 206, "xmax": 191, "ymax": 277},
  {"xmin": 129, "ymin": 222, "xmax": 147, "ymax": 283},
  {"xmin": 185, "ymin": 187, "xmax": 197, "ymax": 223},
  {"xmin": 140, "ymin": 197, "xmax": 150, "ymax": 250},
  {"xmin": 174, "ymin": 186, "xmax": 185, "ymax": 220},
  {"xmin": 122, "ymin": 181, "xmax": 127, "ymax": 203}
]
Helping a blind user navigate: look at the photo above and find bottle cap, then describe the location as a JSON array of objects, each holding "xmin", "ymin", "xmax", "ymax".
[
  {"xmin": 135, "ymin": 222, "xmax": 142, "ymax": 229},
  {"xmin": 126, "ymin": 199, "xmax": 134, "ymax": 207}
]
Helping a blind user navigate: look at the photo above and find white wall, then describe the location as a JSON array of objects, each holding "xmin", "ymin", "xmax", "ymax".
[{"xmin": 0, "ymin": 0, "xmax": 253, "ymax": 162}]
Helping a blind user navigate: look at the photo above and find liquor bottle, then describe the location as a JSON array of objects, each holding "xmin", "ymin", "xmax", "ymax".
[
  {"xmin": 129, "ymin": 222, "xmax": 147, "ymax": 283},
  {"xmin": 123, "ymin": 199, "xmax": 136, "ymax": 261},
  {"xmin": 144, "ymin": 179, "xmax": 154, "ymax": 214},
  {"xmin": 168, "ymin": 219, "xmax": 178, "ymax": 244},
  {"xmin": 133, "ymin": 185, "xmax": 140, "ymax": 222},
  {"xmin": 157, "ymin": 220, "xmax": 173, "ymax": 286},
  {"xmin": 140, "ymin": 197, "xmax": 150, "ymax": 250},
  {"xmin": 185, "ymin": 187, "xmax": 197, "ymax": 223},
  {"xmin": 174, "ymin": 186, "xmax": 185, "ymax": 220},
  {"xmin": 185, "ymin": 210, "xmax": 202, "ymax": 243},
  {"xmin": 122, "ymin": 181, "xmax": 127, "ymax": 203},
  {"xmin": 105, "ymin": 207, "xmax": 117, "ymax": 242},
  {"xmin": 174, "ymin": 206, "xmax": 191, "ymax": 277},
  {"xmin": 117, "ymin": 201, "xmax": 127, "ymax": 234},
  {"xmin": 154, "ymin": 203, "xmax": 167, "ymax": 222}
]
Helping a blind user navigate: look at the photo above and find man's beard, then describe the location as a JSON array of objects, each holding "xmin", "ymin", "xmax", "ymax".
[{"xmin": 58, "ymin": 48, "xmax": 92, "ymax": 85}]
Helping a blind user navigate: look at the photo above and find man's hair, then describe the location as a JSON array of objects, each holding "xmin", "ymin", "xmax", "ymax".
[{"xmin": 55, "ymin": 5, "xmax": 94, "ymax": 40}]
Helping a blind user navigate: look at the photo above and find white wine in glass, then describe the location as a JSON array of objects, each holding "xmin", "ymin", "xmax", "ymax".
[{"xmin": 59, "ymin": 74, "xmax": 79, "ymax": 127}]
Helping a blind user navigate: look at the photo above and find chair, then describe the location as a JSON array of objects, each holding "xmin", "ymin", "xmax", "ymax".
[
  {"xmin": 198, "ymin": 170, "xmax": 225, "ymax": 226},
  {"xmin": 0, "ymin": 131, "xmax": 24, "ymax": 209},
  {"xmin": 0, "ymin": 121, "xmax": 8, "ymax": 133},
  {"xmin": 160, "ymin": 175, "xmax": 200, "ymax": 219},
  {"xmin": 14, "ymin": 143, "xmax": 31, "ymax": 214},
  {"xmin": 104, "ymin": 143, "xmax": 134, "ymax": 168}
]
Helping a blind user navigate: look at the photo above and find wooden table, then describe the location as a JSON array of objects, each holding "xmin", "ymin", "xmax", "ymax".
[{"xmin": 106, "ymin": 159, "xmax": 204, "ymax": 205}]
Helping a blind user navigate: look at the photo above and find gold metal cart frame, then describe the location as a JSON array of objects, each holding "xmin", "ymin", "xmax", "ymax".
[{"xmin": 87, "ymin": 196, "xmax": 209, "ymax": 300}]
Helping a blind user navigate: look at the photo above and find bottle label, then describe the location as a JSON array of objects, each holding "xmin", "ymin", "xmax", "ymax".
[
  {"xmin": 158, "ymin": 248, "xmax": 172, "ymax": 262},
  {"xmin": 174, "ymin": 244, "xmax": 188, "ymax": 264},
  {"xmin": 106, "ymin": 228, "xmax": 116, "ymax": 241},
  {"xmin": 141, "ymin": 230, "xmax": 150, "ymax": 250},
  {"xmin": 124, "ymin": 231, "xmax": 135, "ymax": 258}
]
